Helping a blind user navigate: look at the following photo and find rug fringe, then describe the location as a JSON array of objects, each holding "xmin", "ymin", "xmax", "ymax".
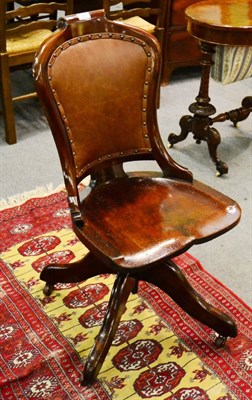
[
  {"xmin": 0, "ymin": 177, "xmax": 91, "ymax": 211},
  {"xmin": 0, "ymin": 184, "xmax": 65, "ymax": 211}
]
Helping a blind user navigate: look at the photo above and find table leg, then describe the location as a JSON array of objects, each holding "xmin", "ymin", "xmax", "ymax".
[
  {"xmin": 212, "ymin": 96, "xmax": 252, "ymax": 127},
  {"xmin": 168, "ymin": 42, "xmax": 228, "ymax": 176}
]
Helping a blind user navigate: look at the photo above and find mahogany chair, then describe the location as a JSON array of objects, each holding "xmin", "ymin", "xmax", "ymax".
[
  {"xmin": 33, "ymin": 10, "xmax": 241, "ymax": 385},
  {"xmin": 103, "ymin": 0, "xmax": 167, "ymax": 84},
  {"xmin": 0, "ymin": 0, "xmax": 73, "ymax": 144}
]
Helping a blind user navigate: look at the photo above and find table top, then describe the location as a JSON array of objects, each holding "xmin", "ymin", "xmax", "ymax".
[{"xmin": 185, "ymin": 0, "xmax": 252, "ymax": 46}]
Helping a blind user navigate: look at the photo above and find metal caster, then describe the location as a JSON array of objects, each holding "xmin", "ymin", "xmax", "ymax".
[
  {"xmin": 216, "ymin": 160, "xmax": 228, "ymax": 176},
  {"xmin": 167, "ymin": 133, "xmax": 177, "ymax": 147},
  {"xmin": 215, "ymin": 334, "xmax": 227, "ymax": 347},
  {"xmin": 43, "ymin": 283, "xmax": 54, "ymax": 296}
]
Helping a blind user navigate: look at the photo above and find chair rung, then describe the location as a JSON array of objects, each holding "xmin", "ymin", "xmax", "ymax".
[{"xmin": 13, "ymin": 92, "xmax": 37, "ymax": 101}]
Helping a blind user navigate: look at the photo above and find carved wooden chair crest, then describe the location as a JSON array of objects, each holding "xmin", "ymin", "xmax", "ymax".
[{"xmin": 33, "ymin": 10, "xmax": 241, "ymax": 385}]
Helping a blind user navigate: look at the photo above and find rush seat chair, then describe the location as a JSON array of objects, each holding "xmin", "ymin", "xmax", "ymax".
[
  {"xmin": 33, "ymin": 10, "xmax": 241, "ymax": 385},
  {"xmin": 0, "ymin": 0, "xmax": 73, "ymax": 144},
  {"xmin": 103, "ymin": 0, "xmax": 167, "ymax": 83}
]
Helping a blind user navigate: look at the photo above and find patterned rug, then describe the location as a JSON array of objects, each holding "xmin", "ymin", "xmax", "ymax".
[{"xmin": 0, "ymin": 188, "xmax": 252, "ymax": 400}]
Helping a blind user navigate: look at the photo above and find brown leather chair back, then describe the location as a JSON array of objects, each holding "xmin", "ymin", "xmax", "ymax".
[{"xmin": 34, "ymin": 10, "xmax": 191, "ymax": 196}]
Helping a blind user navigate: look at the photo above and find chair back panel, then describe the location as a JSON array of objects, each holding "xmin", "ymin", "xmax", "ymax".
[
  {"xmin": 34, "ymin": 11, "xmax": 192, "ymax": 196},
  {"xmin": 48, "ymin": 33, "xmax": 153, "ymax": 178}
]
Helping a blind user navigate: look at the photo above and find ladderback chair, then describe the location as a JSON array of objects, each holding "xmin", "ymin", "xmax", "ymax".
[
  {"xmin": 0, "ymin": 0, "xmax": 73, "ymax": 144},
  {"xmin": 33, "ymin": 10, "xmax": 241, "ymax": 385},
  {"xmin": 103, "ymin": 0, "xmax": 167, "ymax": 83}
]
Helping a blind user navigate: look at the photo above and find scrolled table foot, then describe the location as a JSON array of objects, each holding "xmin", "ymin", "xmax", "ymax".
[
  {"xmin": 168, "ymin": 115, "xmax": 193, "ymax": 146},
  {"xmin": 206, "ymin": 126, "xmax": 228, "ymax": 176},
  {"xmin": 216, "ymin": 160, "xmax": 228, "ymax": 176}
]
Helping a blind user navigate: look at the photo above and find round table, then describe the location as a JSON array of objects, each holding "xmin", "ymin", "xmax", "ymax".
[{"xmin": 168, "ymin": 0, "xmax": 252, "ymax": 175}]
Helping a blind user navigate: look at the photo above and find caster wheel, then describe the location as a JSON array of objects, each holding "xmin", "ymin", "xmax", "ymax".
[
  {"xmin": 216, "ymin": 161, "xmax": 228, "ymax": 176},
  {"xmin": 43, "ymin": 283, "xmax": 54, "ymax": 296},
  {"xmin": 167, "ymin": 133, "xmax": 177, "ymax": 147},
  {"xmin": 215, "ymin": 335, "xmax": 227, "ymax": 347}
]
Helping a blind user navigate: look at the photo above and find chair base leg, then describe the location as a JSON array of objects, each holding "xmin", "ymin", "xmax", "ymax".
[
  {"xmin": 40, "ymin": 251, "xmax": 113, "ymax": 295},
  {"xmin": 144, "ymin": 259, "xmax": 237, "ymax": 339},
  {"xmin": 82, "ymin": 273, "xmax": 135, "ymax": 385},
  {"xmin": 42, "ymin": 254, "xmax": 237, "ymax": 385}
]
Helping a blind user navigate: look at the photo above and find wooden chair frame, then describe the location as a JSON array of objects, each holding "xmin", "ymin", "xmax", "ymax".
[{"xmin": 33, "ymin": 10, "xmax": 241, "ymax": 385}]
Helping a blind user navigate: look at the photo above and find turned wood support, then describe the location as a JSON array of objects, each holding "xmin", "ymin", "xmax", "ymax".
[
  {"xmin": 168, "ymin": 0, "xmax": 252, "ymax": 176},
  {"xmin": 168, "ymin": 42, "xmax": 229, "ymax": 176},
  {"xmin": 189, "ymin": 41, "xmax": 216, "ymax": 114},
  {"xmin": 168, "ymin": 45, "xmax": 252, "ymax": 175}
]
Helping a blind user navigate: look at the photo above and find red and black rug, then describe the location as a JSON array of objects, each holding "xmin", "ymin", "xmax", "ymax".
[{"xmin": 0, "ymin": 188, "xmax": 251, "ymax": 399}]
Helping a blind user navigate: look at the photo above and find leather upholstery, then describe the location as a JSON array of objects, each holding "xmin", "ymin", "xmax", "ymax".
[{"xmin": 48, "ymin": 33, "xmax": 154, "ymax": 177}]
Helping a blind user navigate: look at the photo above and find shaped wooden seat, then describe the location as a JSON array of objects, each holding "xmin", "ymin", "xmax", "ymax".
[{"xmin": 33, "ymin": 10, "xmax": 241, "ymax": 385}]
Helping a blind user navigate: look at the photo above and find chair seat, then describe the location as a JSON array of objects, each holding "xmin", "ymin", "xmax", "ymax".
[
  {"xmin": 78, "ymin": 176, "xmax": 240, "ymax": 270},
  {"xmin": 119, "ymin": 16, "xmax": 155, "ymax": 33},
  {"xmin": 7, "ymin": 29, "xmax": 52, "ymax": 54}
]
